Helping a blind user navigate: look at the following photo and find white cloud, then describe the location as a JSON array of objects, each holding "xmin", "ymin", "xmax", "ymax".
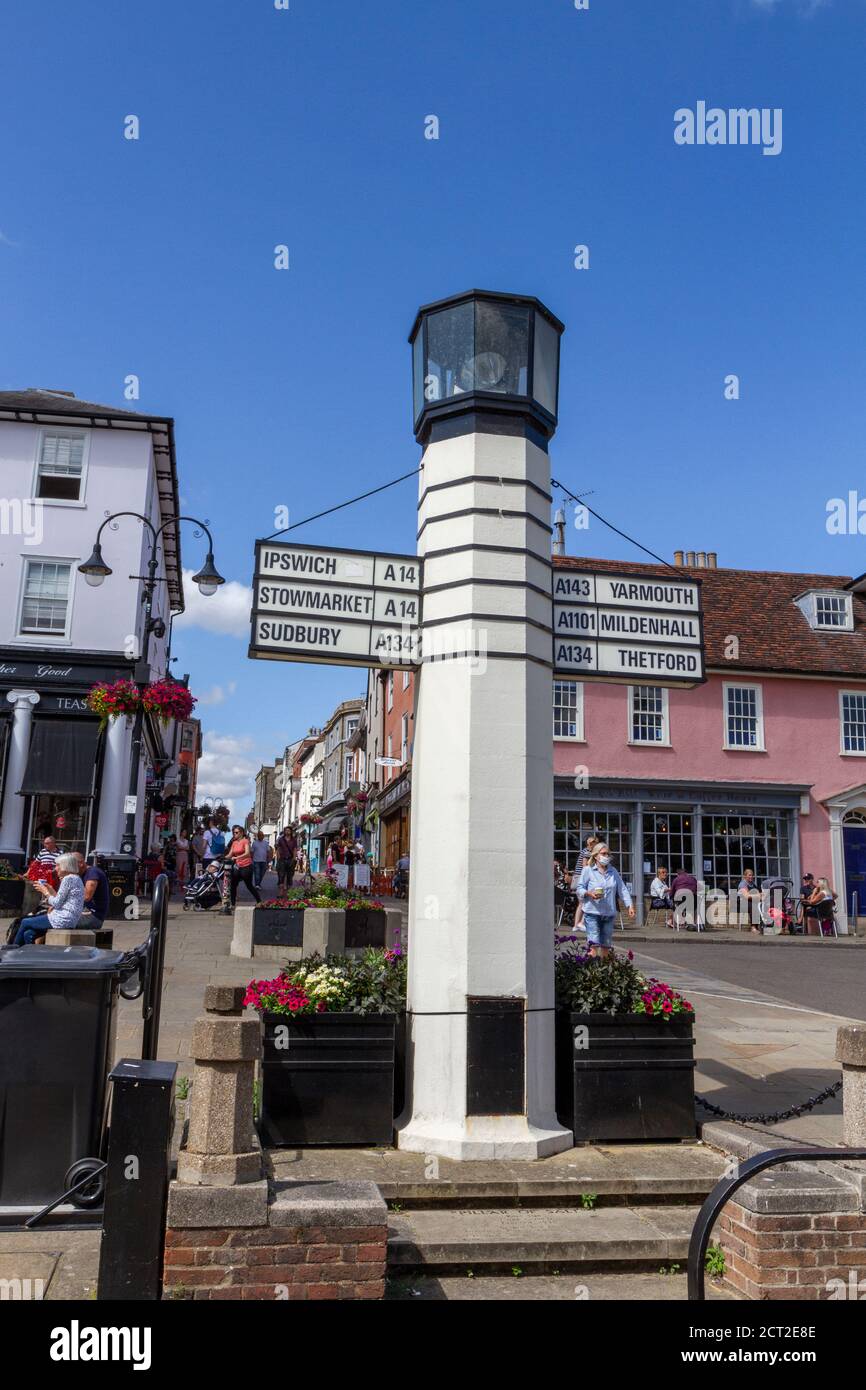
[
  {"xmin": 197, "ymin": 680, "xmax": 237, "ymax": 707},
  {"xmin": 750, "ymin": 0, "xmax": 830, "ymax": 11},
  {"xmin": 174, "ymin": 569, "xmax": 252, "ymax": 638},
  {"xmin": 195, "ymin": 732, "xmax": 260, "ymax": 821}
]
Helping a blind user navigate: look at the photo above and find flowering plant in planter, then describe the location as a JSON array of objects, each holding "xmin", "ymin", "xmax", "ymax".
[
  {"xmin": 345, "ymin": 897, "xmax": 384, "ymax": 912},
  {"xmin": 554, "ymin": 946, "xmax": 693, "ymax": 1020},
  {"xmin": 142, "ymin": 679, "xmax": 196, "ymax": 725},
  {"xmin": 86, "ymin": 679, "xmax": 141, "ymax": 729},
  {"xmin": 255, "ymin": 896, "xmax": 316, "ymax": 911},
  {"xmin": 245, "ymin": 946, "xmax": 407, "ymax": 1019}
]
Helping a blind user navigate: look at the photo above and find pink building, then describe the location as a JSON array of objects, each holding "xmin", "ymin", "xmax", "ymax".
[{"xmin": 552, "ymin": 556, "xmax": 866, "ymax": 932}]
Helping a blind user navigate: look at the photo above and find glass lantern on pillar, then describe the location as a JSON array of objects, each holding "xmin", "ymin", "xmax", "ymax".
[{"xmin": 409, "ymin": 290, "xmax": 564, "ymax": 442}]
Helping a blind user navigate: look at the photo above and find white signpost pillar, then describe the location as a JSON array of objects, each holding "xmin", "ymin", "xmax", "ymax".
[{"xmin": 397, "ymin": 291, "xmax": 573, "ymax": 1159}]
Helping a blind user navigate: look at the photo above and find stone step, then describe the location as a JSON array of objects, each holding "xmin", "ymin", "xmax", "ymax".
[
  {"xmin": 388, "ymin": 1203, "xmax": 702, "ymax": 1271},
  {"xmin": 268, "ymin": 1143, "xmax": 726, "ymax": 1208},
  {"xmin": 387, "ymin": 1270, "xmax": 741, "ymax": 1301}
]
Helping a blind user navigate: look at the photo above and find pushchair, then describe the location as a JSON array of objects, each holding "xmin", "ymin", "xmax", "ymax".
[
  {"xmin": 182, "ymin": 857, "xmax": 228, "ymax": 912},
  {"xmin": 758, "ymin": 877, "xmax": 796, "ymax": 935}
]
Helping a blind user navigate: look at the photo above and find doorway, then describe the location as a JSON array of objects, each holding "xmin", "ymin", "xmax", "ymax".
[{"xmin": 843, "ymin": 820, "xmax": 866, "ymax": 917}]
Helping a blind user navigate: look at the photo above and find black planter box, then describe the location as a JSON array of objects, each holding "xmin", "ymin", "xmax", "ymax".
[
  {"xmin": 259, "ymin": 1011, "xmax": 396, "ymax": 1146},
  {"xmin": 344, "ymin": 907, "xmax": 386, "ymax": 949},
  {"xmin": 555, "ymin": 1011, "xmax": 696, "ymax": 1143},
  {"xmin": 253, "ymin": 908, "xmax": 304, "ymax": 948},
  {"xmin": 0, "ymin": 880, "xmax": 25, "ymax": 916}
]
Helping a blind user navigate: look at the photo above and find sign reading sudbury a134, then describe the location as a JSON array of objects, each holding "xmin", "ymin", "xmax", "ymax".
[
  {"xmin": 553, "ymin": 570, "xmax": 704, "ymax": 687},
  {"xmin": 249, "ymin": 541, "xmax": 422, "ymax": 670}
]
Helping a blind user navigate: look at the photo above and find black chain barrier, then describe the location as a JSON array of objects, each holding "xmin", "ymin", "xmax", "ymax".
[{"xmin": 696, "ymin": 1078, "xmax": 843, "ymax": 1126}]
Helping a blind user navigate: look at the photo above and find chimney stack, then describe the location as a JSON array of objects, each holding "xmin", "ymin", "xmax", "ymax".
[
  {"xmin": 696, "ymin": 551, "xmax": 706, "ymax": 568},
  {"xmin": 673, "ymin": 550, "xmax": 684, "ymax": 567},
  {"xmin": 552, "ymin": 507, "xmax": 566, "ymax": 557},
  {"xmin": 686, "ymin": 551, "xmax": 696, "ymax": 567},
  {"xmin": 707, "ymin": 551, "xmax": 717, "ymax": 569}
]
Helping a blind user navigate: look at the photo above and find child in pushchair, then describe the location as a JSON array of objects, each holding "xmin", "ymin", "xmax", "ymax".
[
  {"xmin": 183, "ymin": 857, "xmax": 229, "ymax": 912},
  {"xmin": 758, "ymin": 877, "xmax": 798, "ymax": 935}
]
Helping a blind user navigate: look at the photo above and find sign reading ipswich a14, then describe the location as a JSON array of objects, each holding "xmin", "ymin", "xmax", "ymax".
[
  {"xmin": 553, "ymin": 568, "xmax": 705, "ymax": 687},
  {"xmin": 249, "ymin": 541, "xmax": 422, "ymax": 670}
]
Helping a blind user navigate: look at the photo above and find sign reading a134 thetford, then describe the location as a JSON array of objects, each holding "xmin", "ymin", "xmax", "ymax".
[
  {"xmin": 553, "ymin": 569, "xmax": 705, "ymax": 687},
  {"xmin": 249, "ymin": 541, "xmax": 422, "ymax": 670}
]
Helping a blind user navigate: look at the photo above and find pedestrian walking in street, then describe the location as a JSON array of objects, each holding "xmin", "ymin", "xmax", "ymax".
[
  {"xmin": 175, "ymin": 833, "xmax": 190, "ymax": 888},
  {"xmin": 575, "ymin": 843, "xmax": 634, "ymax": 957},
  {"xmin": 203, "ymin": 820, "xmax": 226, "ymax": 865},
  {"xmin": 191, "ymin": 827, "xmax": 207, "ymax": 876},
  {"xmin": 275, "ymin": 826, "xmax": 296, "ymax": 890},
  {"xmin": 225, "ymin": 825, "xmax": 261, "ymax": 911},
  {"xmin": 251, "ymin": 830, "xmax": 272, "ymax": 889}
]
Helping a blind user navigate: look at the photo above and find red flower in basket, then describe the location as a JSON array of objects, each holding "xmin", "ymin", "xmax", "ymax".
[{"xmin": 142, "ymin": 679, "xmax": 196, "ymax": 725}]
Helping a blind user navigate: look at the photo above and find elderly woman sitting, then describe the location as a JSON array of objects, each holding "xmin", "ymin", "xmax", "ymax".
[{"xmin": 14, "ymin": 852, "xmax": 86, "ymax": 945}]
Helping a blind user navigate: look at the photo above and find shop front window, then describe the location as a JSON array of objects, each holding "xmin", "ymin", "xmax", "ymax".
[
  {"xmin": 28, "ymin": 794, "xmax": 92, "ymax": 860},
  {"xmin": 701, "ymin": 813, "xmax": 790, "ymax": 891},
  {"xmin": 553, "ymin": 808, "xmax": 631, "ymax": 877},
  {"xmin": 642, "ymin": 811, "xmax": 692, "ymax": 894}
]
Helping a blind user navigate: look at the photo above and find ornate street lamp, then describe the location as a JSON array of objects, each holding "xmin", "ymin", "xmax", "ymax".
[{"xmin": 78, "ymin": 512, "xmax": 224, "ymax": 857}]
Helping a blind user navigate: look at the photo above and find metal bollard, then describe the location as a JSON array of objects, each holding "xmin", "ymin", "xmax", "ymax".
[{"xmin": 97, "ymin": 1058, "xmax": 177, "ymax": 1300}]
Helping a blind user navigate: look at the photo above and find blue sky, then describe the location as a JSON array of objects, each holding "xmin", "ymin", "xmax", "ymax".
[{"xmin": 3, "ymin": 0, "xmax": 866, "ymax": 812}]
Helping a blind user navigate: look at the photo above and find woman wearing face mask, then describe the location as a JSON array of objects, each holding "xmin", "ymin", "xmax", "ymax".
[{"xmin": 576, "ymin": 843, "xmax": 635, "ymax": 957}]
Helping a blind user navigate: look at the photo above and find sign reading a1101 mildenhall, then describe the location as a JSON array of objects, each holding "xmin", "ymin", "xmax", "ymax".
[
  {"xmin": 249, "ymin": 541, "xmax": 422, "ymax": 670},
  {"xmin": 552, "ymin": 569, "xmax": 705, "ymax": 687}
]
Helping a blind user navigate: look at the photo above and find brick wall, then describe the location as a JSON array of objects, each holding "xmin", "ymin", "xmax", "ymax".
[
  {"xmin": 164, "ymin": 1223, "xmax": 387, "ymax": 1301},
  {"xmin": 720, "ymin": 1202, "xmax": 866, "ymax": 1300}
]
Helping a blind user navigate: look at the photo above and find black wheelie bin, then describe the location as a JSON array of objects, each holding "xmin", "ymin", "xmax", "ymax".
[{"xmin": 0, "ymin": 944, "xmax": 130, "ymax": 1209}]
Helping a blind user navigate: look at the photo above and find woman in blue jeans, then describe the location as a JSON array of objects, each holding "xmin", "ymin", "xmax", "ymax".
[
  {"xmin": 575, "ymin": 843, "xmax": 635, "ymax": 957},
  {"xmin": 15, "ymin": 853, "xmax": 86, "ymax": 944}
]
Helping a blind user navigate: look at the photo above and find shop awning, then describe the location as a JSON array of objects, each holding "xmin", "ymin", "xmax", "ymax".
[
  {"xmin": 311, "ymin": 813, "xmax": 347, "ymax": 839},
  {"xmin": 20, "ymin": 720, "xmax": 101, "ymax": 797}
]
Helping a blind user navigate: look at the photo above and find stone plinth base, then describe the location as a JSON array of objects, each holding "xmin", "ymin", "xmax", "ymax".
[
  {"xmin": 164, "ymin": 1180, "xmax": 387, "ymax": 1300},
  {"xmin": 398, "ymin": 1114, "xmax": 573, "ymax": 1161}
]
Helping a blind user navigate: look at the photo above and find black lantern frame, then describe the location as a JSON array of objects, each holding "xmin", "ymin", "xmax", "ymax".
[{"xmin": 409, "ymin": 289, "xmax": 564, "ymax": 443}]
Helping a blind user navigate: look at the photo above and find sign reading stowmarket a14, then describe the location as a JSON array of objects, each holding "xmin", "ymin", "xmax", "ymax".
[
  {"xmin": 249, "ymin": 541, "xmax": 422, "ymax": 670},
  {"xmin": 552, "ymin": 569, "xmax": 705, "ymax": 687}
]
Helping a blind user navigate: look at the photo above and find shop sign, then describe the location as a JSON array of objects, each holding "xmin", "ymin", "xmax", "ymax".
[
  {"xmin": 552, "ymin": 569, "xmax": 705, "ymax": 687},
  {"xmin": 249, "ymin": 542, "xmax": 422, "ymax": 670}
]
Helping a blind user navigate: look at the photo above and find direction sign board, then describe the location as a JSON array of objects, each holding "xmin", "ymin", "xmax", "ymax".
[
  {"xmin": 552, "ymin": 569, "xmax": 705, "ymax": 686},
  {"xmin": 249, "ymin": 541, "xmax": 422, "ymax": 670}
]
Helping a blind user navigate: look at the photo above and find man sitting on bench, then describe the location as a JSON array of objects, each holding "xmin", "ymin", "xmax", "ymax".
[{"xmin": 75, "ymin": 851, "xmax": 110, "ymax": 930}]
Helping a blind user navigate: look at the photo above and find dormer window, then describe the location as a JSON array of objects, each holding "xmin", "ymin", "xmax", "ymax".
[{"xmin": 795, "ymin": 590, "xmax": 853, "ymax": 633}]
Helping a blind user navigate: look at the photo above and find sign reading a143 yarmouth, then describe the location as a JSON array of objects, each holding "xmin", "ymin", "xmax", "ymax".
[
  {"xmin": 552, "ymin": 568, "xmax": 705, "ymax": 687},
  {"xmin": 249, "ymin": 541, "xmax": 422, "ymax": 669}
]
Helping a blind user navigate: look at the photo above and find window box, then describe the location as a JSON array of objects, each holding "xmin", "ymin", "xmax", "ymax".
[{"xmin": 555, "ymin": 1011, "xmax": 696, "ymax": 1143}]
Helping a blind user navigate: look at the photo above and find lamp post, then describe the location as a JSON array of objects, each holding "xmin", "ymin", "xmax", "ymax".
[
  {"xmin": 78, "ymin": 512, "xmax": 224, "ymax": 859},
  {"xmin": 399, "ymin": 290, "xmax": 570, "ymax": 1159}
]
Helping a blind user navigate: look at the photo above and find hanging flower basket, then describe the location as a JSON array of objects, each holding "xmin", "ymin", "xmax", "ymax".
[
  {"xmin": 142, "ymin": 679, "xmax": 197, "ymax": 725},
  {"xmin": 86, "ymin": 679, "xmax": 142, "ymax": 730},
  {"xmin": 354, "ymin": 791, "xmax": 369, "ymax": 806},
  {"xmin": 299, "ymin": 812, "xmax": 322, "ymax": 826}
]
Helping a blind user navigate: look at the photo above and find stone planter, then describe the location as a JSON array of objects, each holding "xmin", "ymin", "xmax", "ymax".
[
  {"xmin": 344, "ymin": 907, "xmax": 387, "ymax": 949},
  {"xmin": 252, "ymin": 906, "xmax": 304, "ymax": 948},
  {"xmin": 0, "ymin": 879, "xmax": 25, "ymax": 917},
  {"xmin": 555, "ymin": 1011, "xmax": 696, "ymax": 1143},
  {"xmin": 259, "ymin": 1011, "xmax": 397, "ymax": 1146}
]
